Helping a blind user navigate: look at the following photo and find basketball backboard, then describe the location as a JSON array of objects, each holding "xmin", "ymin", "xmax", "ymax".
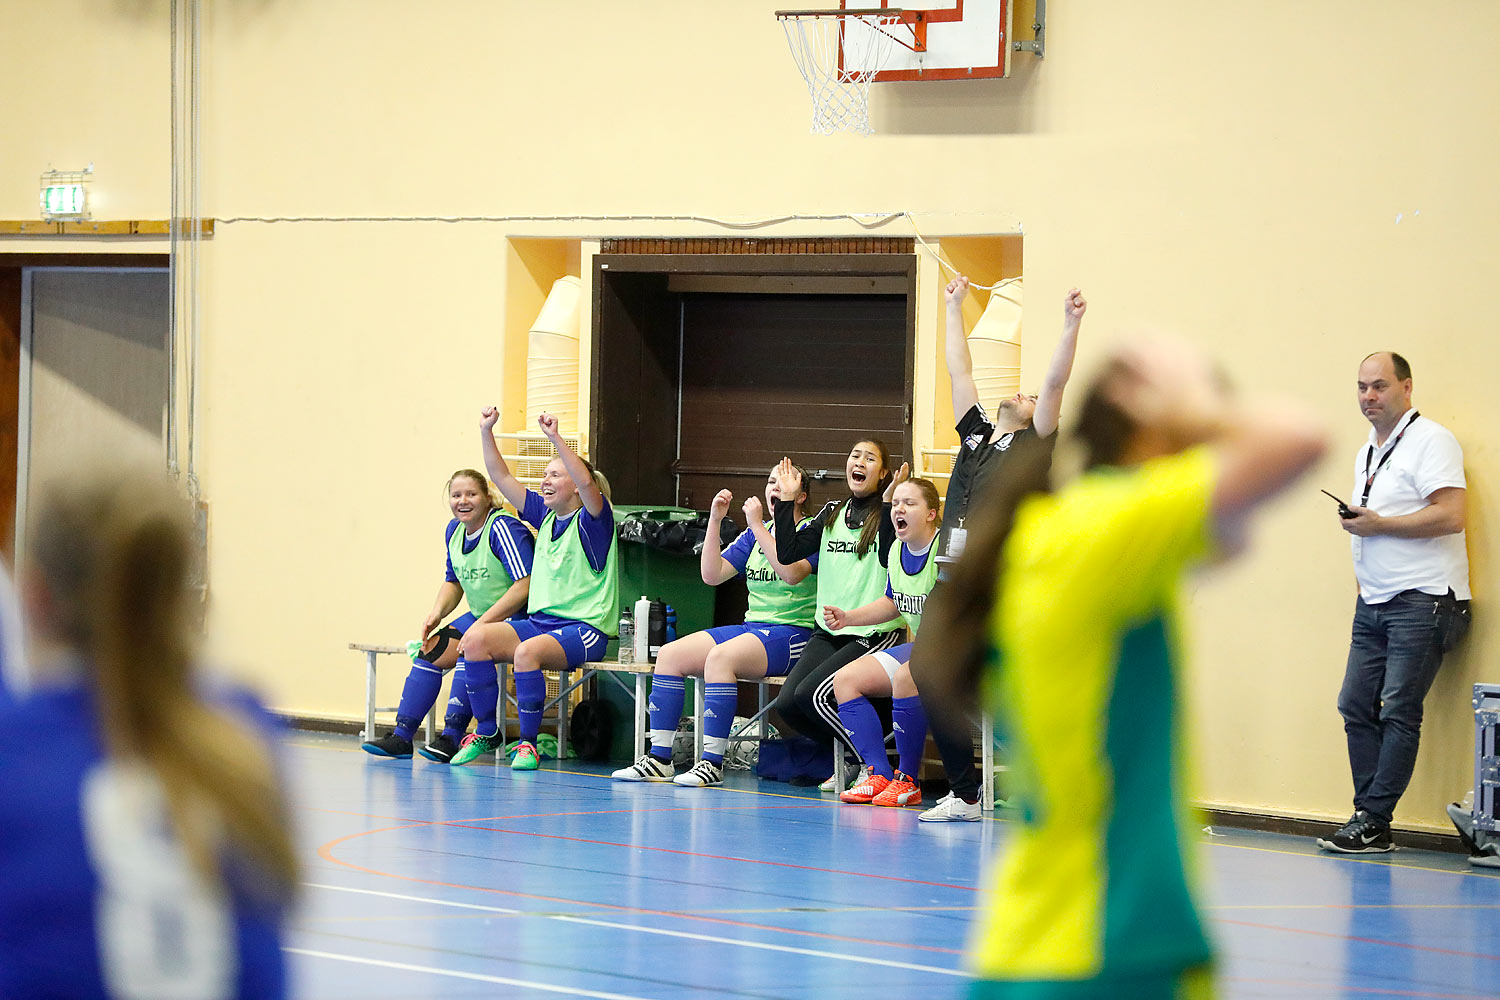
[{"xmin": 843, "ymin": 0, "xmax": 1013, "ymax": 82}]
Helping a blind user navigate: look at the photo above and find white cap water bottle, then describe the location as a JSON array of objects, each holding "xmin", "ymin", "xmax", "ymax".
[{"xmin": 634, "ymin": 595, "xmax": 651, "ymax": 664}]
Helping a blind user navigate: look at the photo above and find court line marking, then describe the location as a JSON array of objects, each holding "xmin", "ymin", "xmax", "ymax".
[
  {"xmin": 316, "ymin": 829, "xmax": 966, "ymax": 956},
  {"xmin": 1222, "ymin": 977, "xmax": 1500, "ymax": 1000},
  {"xmin": 287, "ymin": 948, "xmax": 652, "ymax": 999},
  {"xmin": 1216, "ymin": 917, "xmax": 1500, "ymax": 962},
  {"xmin": 303, "ymin": 882, "xmax": 968, "ymax": 977},
  {"xmin": 445, "ymin": 819, "xmax": 978, "ymax": 891}
]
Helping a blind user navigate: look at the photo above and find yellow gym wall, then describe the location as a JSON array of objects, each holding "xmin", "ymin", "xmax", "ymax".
[{"xmin": 3, "ymin": 0, "xmax": 1495, "ymax": 833}]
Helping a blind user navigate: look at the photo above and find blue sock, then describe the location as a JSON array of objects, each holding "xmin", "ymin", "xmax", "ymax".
[
  {"xmin": 838, "ymin": 696, "xmax": 893, "ymax": 778},
  {"xmin": 442, "ymin": 664, "xmax": 473, "ymax": 740},
  {"xmin": 393, "ymin": 659, "xmax": 442, "ymax": 740},
  {"xmin": 461, "ymin": 658, "xmax": 499, "ymax": 737},
  {"xmin": 892, "ymin": 695, "xmax": 928, "ymax": 777},
  {"xmin": 648, "ymin": 675, "xmax": 686, "ymax": 761},
  {"xmin": 515, "ymin": 668, "xmax": 546, "ymax": 744},
  {"xmin": 702, "ymin": 682, "xmax": 738, "ymax": 765}
]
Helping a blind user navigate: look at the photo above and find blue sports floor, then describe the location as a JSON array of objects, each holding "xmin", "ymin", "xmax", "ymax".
[{"xmin": 287, "ymin": 732, "xmax": 1500, "ymax": 999}]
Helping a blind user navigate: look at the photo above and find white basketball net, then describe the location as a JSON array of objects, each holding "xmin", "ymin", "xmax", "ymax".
[{"xmin": 778, "ymin": 11, "xmax": 903, "ymax": 135}]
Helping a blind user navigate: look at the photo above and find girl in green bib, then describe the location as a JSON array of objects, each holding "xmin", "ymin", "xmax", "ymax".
[
  {"xmin": 824, "ymin": 477, "xmax": 942, "ymax": 807},
  {"xmin": 771, "ymin": 440, "xmax": 906, "ymax": 783},
  {"xmin": 361, "ymin": 470, "xmax": 534, "ymax": 762},
  {"xmin": 614, "ymin": 463, "xmax": 818, "ymax": 789},
  {"xmin": 450, "ymin": 409, "xmax": 619, "ymax": 769}
]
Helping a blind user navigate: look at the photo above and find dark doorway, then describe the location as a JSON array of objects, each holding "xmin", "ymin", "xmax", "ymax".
[{"xmin": 590, "ymin": 253, "xmax": 917, "ymax": 516}]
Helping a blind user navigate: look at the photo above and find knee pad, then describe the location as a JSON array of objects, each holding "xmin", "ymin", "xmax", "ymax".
[{"xmin": 423, "ymin": 625, "xmax": 464, "ymax": 662}]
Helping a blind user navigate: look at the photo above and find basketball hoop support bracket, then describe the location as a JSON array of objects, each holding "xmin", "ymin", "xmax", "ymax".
[{"xmin": 1012, "ymin": 0, "xmax": 1046, "ymax": 57}]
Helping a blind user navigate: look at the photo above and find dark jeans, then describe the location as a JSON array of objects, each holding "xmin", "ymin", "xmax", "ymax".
[{"xmin": 1336, "ymin": 591, "xmax": 1447, "ymax": 824}]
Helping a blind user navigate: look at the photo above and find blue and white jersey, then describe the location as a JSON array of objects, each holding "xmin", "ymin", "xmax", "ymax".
[
  {"xmin": 0, "ymin": 681, "xmax": 288, "ymax": 999},
  {"xmin": 443, "ymin": 511, "xmax": 535, "ymax": 584}
]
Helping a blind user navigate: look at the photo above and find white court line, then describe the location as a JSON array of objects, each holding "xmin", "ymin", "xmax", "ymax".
[
  {"xmin": 303, "ymin": 882, "xmax": 968, "ymax": 978},
  {"xmin": 287, "ymin": 949, "xmax": 651, "ymax": 1000}
]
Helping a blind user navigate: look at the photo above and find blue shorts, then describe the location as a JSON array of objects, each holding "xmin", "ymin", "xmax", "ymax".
[
  {"xmin": 447, "ymin": 612, "xmax": 478, "ymax": 633},
  {"xmin": 869, "ymin": 641, "xmax": 913, "ymax": 682},
  {"xmin": 703, "ymin": 623, "xmax": 813, "ymax": 677},
  {"xmin": 509, "ymin": 616, "xmax": 610, "ymax": 668}
]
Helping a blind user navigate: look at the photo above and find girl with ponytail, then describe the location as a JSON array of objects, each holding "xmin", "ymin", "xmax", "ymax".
[
  {"xmin": 916, "ymin": 339, "xmax": 1326, "ymax": 997},
  {"xmin": 0, "ymin": 469, "xmax": 296, "ymax": 998},
  {"xmin": 771, "ymin": 439, "xmax": 907, "ymax": 787}
]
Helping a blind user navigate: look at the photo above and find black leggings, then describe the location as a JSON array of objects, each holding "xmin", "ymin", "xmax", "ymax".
[
  {"xmin": 772, "ymin": 628, "xmax": 904, "ymax": 756},
  {"xmin": 910, "ymin": 653, "xmax": 981, "ymax": 801}
]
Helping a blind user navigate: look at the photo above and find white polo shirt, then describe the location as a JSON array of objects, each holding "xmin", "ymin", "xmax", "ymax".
[{"xmin": 1349, "ymin": 408, "xmax": 1469, "ymax": 603}]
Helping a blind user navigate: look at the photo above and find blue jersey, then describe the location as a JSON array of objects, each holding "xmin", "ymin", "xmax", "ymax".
[
  {"xmin": 443, "ymin": 511, "xmax": 535, "ymax": 584},
  {"xmin": 0, "ymin": 681, "xmax": 288, "ymax": 999}
]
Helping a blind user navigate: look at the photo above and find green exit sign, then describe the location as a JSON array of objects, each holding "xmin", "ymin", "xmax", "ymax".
[
  {"xmin": 39, "ymin": 166, "xmax": 92, "ymax": 220},
  {"xmin": 40, "ymin": 184, "xmax": 86, "ymax": 219}
]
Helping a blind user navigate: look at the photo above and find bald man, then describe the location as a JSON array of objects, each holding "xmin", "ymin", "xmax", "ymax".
[{"xmin": 1318, "ymin": 351, "xmax": 1470, "ymax": 853}]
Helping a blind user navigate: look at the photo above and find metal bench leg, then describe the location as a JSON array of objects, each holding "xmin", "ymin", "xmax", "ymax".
[
  {"xmin": 757, "ymin": 681, "xmax": 768, "ymax": 742},
  {"xmin": 557, "ymin": 669, "xmax": 571, "ymax": 761},
  {"xmin": 693, "ymin": 678, "xmax": 705, "ymax": 761},
  {"xmin": 498, "ymin": 661, "xmax": 510, "ymax": 750},
  {"xmin": 635, "ymin": 672, "xmax": 648, "ymax": 756},
  {"xmin": 364, "ymin": 650, "xmax": 378, "ymax": 742},
  {"xmin": 981, "ymin": 710, "xmax": 995, "ymax": 813}
]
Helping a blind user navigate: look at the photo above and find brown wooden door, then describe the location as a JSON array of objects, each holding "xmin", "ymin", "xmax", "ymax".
[{"xmin": 675, "ymin": 292, "xmax": 909, "ymax": 513}]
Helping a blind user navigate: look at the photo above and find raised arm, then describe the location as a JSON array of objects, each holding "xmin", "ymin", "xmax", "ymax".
[
  {"xmin": 701, "ymin": 490, "xmax": 740, "ymax": 586},
  {"xmin": 745, "ymin": 496, "xmax": 812, "ymax": 585},
  {"xmin": 1031, "ymin": 288, "xmax": 1087, "ymax": 437},
  {"xmin": 945, "ymin": 275, "xmax": 980, "ymax": 422},
  {"xmin": 772, "ymin": 458, "xmax": 823, "ymax": 563},
  {"xmin": 1108, "ymin": 340, "xmax": 1327, "ymax": 540},
  {"xmin": 538, "ymin": 412, "xmax": 604, "ymax": 518},
  {"xmin": 479, "ymin": 407, "xmax": 529, "ymax": 511}
]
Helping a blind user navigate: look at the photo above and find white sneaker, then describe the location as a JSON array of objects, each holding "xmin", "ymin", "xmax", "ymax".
[
  {"xmin": 819, "ymin": 773, "xmax": 839, "ymax": 793},
  {"xmin": 611, "ymin": 753, "xmax": 675, "ymax": 782},
  {"xmin": 673, "ymin": 759, "xmax": 723, "ymax": 788},
  {"xmin": 918, "ymin": 792, "xmax": 982, "ymax": 823}
]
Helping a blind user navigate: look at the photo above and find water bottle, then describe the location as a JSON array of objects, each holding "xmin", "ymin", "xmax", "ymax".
[
  {"xmin": 617, "ymin": 609, "xmax": 635, "ymax": 665},
  {"xmin": 665, "ymin": 604, "xmax": 677, "ymax": 643},
  {"xmin": 648, "ymin": 600, "xmax": 667, "ymax": 662},
  {"xmin": 634, "ymin": 595, "xmax": 651, "ymax": 664}
]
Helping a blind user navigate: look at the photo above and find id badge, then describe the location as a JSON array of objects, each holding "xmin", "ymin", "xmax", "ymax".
[
  {"xmin": 948, "ymin": 525, "xmax": 968, "ymax": 560},
  {"xmin": 1351, "ymin": 536, "xmax": 1363, "ymax": 562}
]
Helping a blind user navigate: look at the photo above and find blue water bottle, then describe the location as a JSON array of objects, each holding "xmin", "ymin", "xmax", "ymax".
[{"xmin": 665, "ymin": 604, "xmax": 677, "ymax": 643}]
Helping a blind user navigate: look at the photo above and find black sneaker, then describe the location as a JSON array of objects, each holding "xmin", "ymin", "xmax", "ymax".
[
  {"xmin": 360, "ymin": 733, "xmax": 413, "ymax": 759},
  {"xmin": 1316, "ymin": 810, "xmax": 1394, "ymax": 853},
  {"xmin": 419, "ymin": 734, "xmax": 461, "ymax": 763}
]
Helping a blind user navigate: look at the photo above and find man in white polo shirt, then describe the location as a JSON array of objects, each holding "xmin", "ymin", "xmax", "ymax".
[{"xmin": 1318, "ymin": 351, "xmax": 1469, "ymax": 853}]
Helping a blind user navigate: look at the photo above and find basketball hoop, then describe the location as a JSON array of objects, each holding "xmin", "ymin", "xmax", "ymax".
[{"xmin": 775, "ymin": 8, "xmax": 926, "ymax": 135}]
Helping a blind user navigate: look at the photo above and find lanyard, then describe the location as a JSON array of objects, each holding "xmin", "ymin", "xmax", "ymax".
[{"xmin": 1361, "ymin": 411, "xmax": 1419, "ymax": 506}]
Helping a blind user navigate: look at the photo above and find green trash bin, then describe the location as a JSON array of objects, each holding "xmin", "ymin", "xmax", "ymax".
[{"xmin": 599, "ymin": 505, "xmax": 721, "ymax": 761}]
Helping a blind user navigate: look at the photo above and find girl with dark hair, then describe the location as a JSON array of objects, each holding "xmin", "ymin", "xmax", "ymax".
[
  {"xmin": 772, "ymin": 440, "xmax": 905, "ymax": 787},
  {"xmin": 916, "ymin": 339, "xmax": 1325, "ymax": 998},
  {"xmin": 451, "ymin": 409, "xmax": 619, "ymax": 768},
  {"xmin": 362, "ymin": 469, "xmax": 534, "ymax": 761},
  {"xmin": 824, "ymin": 476, "xmax": 943, "ymax": 807},
  {"xmin": 0, "ymin": 470, "xmax": 297, "ymax": 998},
  {"xmin": 614, "ymin": 463, "xmax": 819, "ymax": 788}
]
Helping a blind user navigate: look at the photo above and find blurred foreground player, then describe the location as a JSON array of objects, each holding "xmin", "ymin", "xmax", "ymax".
[
  {"xmin": 918, "ymin": 339, "xmax": 1325, "ymax": 998},
  {"xmin": 0, "ymin": 470, "xmax": 297, "ymax": 999}
]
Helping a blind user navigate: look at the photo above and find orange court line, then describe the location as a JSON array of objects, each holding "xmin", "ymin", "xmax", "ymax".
[
  {"xmin": 316, "ymin": 821, "xmax": 965, "ymax": 956},
  {"xmin": 1214, "ymin": 917, "xmax": 1500, "ymax": 962},
  {"xmin": 445, "ymin": 819, "xmax": 979, "ymax": 892}
]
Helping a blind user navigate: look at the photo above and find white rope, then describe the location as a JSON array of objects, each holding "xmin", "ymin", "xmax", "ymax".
[{"xmin": 216, "ymin": 210, "xmax": 1022, "ymax": 290}]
